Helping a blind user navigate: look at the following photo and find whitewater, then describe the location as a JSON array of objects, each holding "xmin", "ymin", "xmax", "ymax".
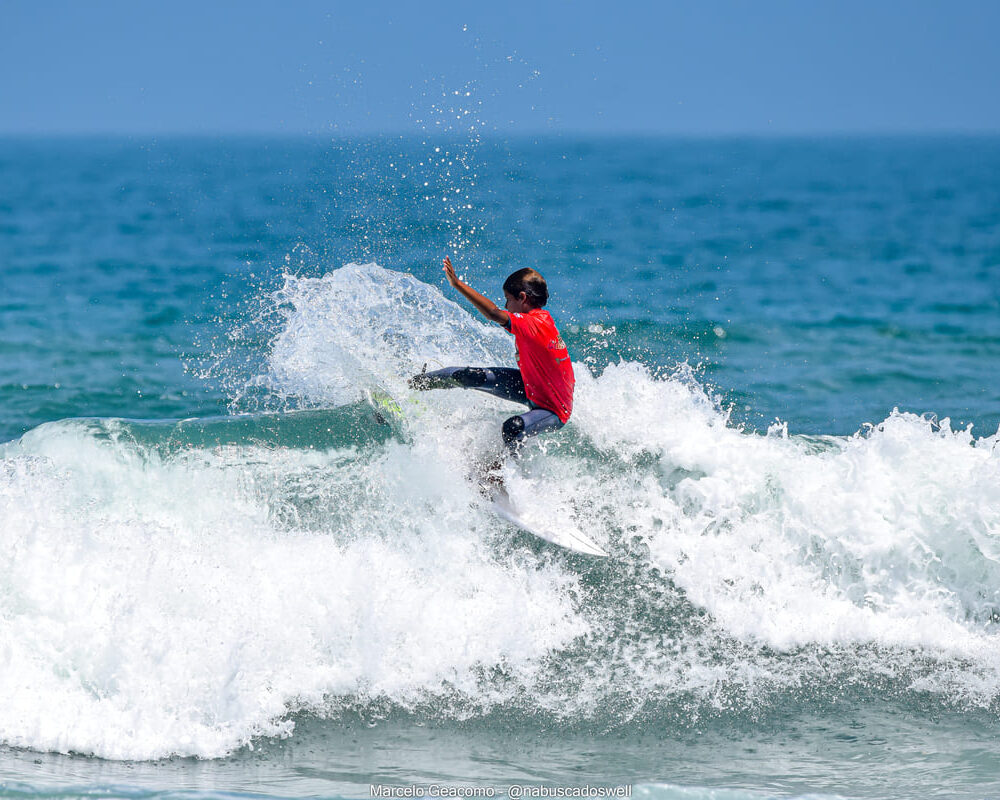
[{"xmin": 2, "ymin": 262, "xmax": 998, "ymax": 769}]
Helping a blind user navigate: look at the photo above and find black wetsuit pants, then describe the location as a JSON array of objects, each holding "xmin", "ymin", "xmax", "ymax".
[{"xmin": 418, "ymin": 366, "xmax": 565, "ymax": 453}]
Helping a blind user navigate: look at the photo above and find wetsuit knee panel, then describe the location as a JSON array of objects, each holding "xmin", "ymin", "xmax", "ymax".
[{"xmin": 502, "ymin": 415, "xmax": 526, "ymax": 447}]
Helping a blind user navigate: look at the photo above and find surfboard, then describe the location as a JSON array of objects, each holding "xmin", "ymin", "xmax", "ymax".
[
  {"xmin": 491, "ymin": 493, "xmax": 609, "ymax": 558},
  {"xmin": 366, "ymin": 388, "xmax": 404, "ymax": 425}
]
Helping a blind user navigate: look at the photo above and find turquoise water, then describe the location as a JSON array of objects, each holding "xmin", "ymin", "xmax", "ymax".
[{"xmin": 1, "ymin": 136, "xmax": 999, "ymax": 799}]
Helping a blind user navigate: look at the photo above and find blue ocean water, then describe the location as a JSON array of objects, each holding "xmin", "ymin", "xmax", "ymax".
[{"xmin": 1, "ymin": 135, "xmax": 999, "ymax": 800}]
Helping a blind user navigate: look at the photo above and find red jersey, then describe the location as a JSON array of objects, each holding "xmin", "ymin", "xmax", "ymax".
[{"xmin": 507, "ymin": 308, "xmax": 575, "ymax": 423}]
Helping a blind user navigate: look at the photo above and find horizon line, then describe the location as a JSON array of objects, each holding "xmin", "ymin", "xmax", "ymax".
[{"xmin": 1, "ymin": 128, "xmax": 999, "ymax": 140}]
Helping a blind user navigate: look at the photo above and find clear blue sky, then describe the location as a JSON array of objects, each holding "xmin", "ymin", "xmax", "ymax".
[{"xmin": 2, "ymin": 0, "xmax": 998, "ymax": 135}]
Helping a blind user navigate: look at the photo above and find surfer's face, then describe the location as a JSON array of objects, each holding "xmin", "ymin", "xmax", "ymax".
[{"xmin": 503, "ymin": 290, "xmax": 532, "ymax": 314}]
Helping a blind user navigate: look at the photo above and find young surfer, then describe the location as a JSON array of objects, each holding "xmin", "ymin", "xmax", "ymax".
[{"xmin": 409, "ymin": 256, "xmax": 575, "ymax": 470}]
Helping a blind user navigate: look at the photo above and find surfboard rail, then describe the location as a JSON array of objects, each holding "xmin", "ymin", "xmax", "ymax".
[{"xmin": 491, "ymin": 495, "xmax": 609, "ymax": 558}]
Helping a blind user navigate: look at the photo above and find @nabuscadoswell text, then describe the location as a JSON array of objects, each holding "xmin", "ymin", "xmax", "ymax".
[{"xmin": 371, "ymin": 786, "xmax": 632, "ymax": 798}]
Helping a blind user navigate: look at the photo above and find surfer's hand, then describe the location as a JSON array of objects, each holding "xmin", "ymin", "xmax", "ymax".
[
  {"xmin": 441, "ymin": 257, "xmax": 508, "ymax": 327},
  {"xmin": 443, "ymin": 256, "xmax": 461, "ymax": 288}
]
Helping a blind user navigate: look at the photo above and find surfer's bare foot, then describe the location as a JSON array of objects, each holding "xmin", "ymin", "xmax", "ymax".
[
  {"xmin": 409, "ymin": 371, "xmax": 461, "ymax": 390},
  {"xmin": 409, "ymin": 373, "xmax": 438, "ymax": 390}
]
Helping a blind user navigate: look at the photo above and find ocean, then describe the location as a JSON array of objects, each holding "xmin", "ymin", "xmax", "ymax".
[{"xmin": 0, "ymin": 135, "xmax": 998, "ymax": 799}]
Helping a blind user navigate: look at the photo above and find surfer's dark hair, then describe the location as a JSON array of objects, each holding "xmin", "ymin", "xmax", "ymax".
[{"xmin": 503, "ymin": 268, "xmax": 548, "ymax": 308}]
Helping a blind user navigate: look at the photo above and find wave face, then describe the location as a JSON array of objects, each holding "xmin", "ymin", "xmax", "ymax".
[{"xmin": 1, "ymin": 263, "xmax": 999, "ymax": 761}]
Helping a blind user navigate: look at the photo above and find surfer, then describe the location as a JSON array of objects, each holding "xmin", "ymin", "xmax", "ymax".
[{"xmin": 409, "ymin": 256, "xmax": 575, "ymax": 483}]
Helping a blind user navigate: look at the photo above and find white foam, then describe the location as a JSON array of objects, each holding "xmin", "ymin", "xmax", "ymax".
[
  {"xmin": 3, "ymin": 262, "xmax": 1000, "ymax": 759},
  {"xmin": 570, "ymin": 361, "xmax": 1000, "ymax": 654},
  {"xmin": 264, "ymin": 262, "xmax": 514, "ymax": 406},
  {"xmin": 0, "ymin": 418, "xmax": 585, "ymax": 759}
]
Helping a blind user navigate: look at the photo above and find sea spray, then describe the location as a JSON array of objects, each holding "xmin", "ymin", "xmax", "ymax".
[{"xmin": 1, "ymin": 263, "xmax": 999, "ymax": 763}]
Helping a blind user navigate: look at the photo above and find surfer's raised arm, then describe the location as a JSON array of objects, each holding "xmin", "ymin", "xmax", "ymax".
[{"xmin": 442, "ymin": 256, "xmax": 511, "ymax": 329}]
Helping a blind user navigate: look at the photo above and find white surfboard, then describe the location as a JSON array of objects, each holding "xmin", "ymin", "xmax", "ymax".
[{"xmin": 491, "ymin": 494, "xmax": 609, "ymax": 558}]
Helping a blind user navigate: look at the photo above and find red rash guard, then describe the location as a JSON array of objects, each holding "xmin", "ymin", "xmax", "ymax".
[{"xmin": 507, "ymin": 308, "xmax": 575, "ymax": 423}]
